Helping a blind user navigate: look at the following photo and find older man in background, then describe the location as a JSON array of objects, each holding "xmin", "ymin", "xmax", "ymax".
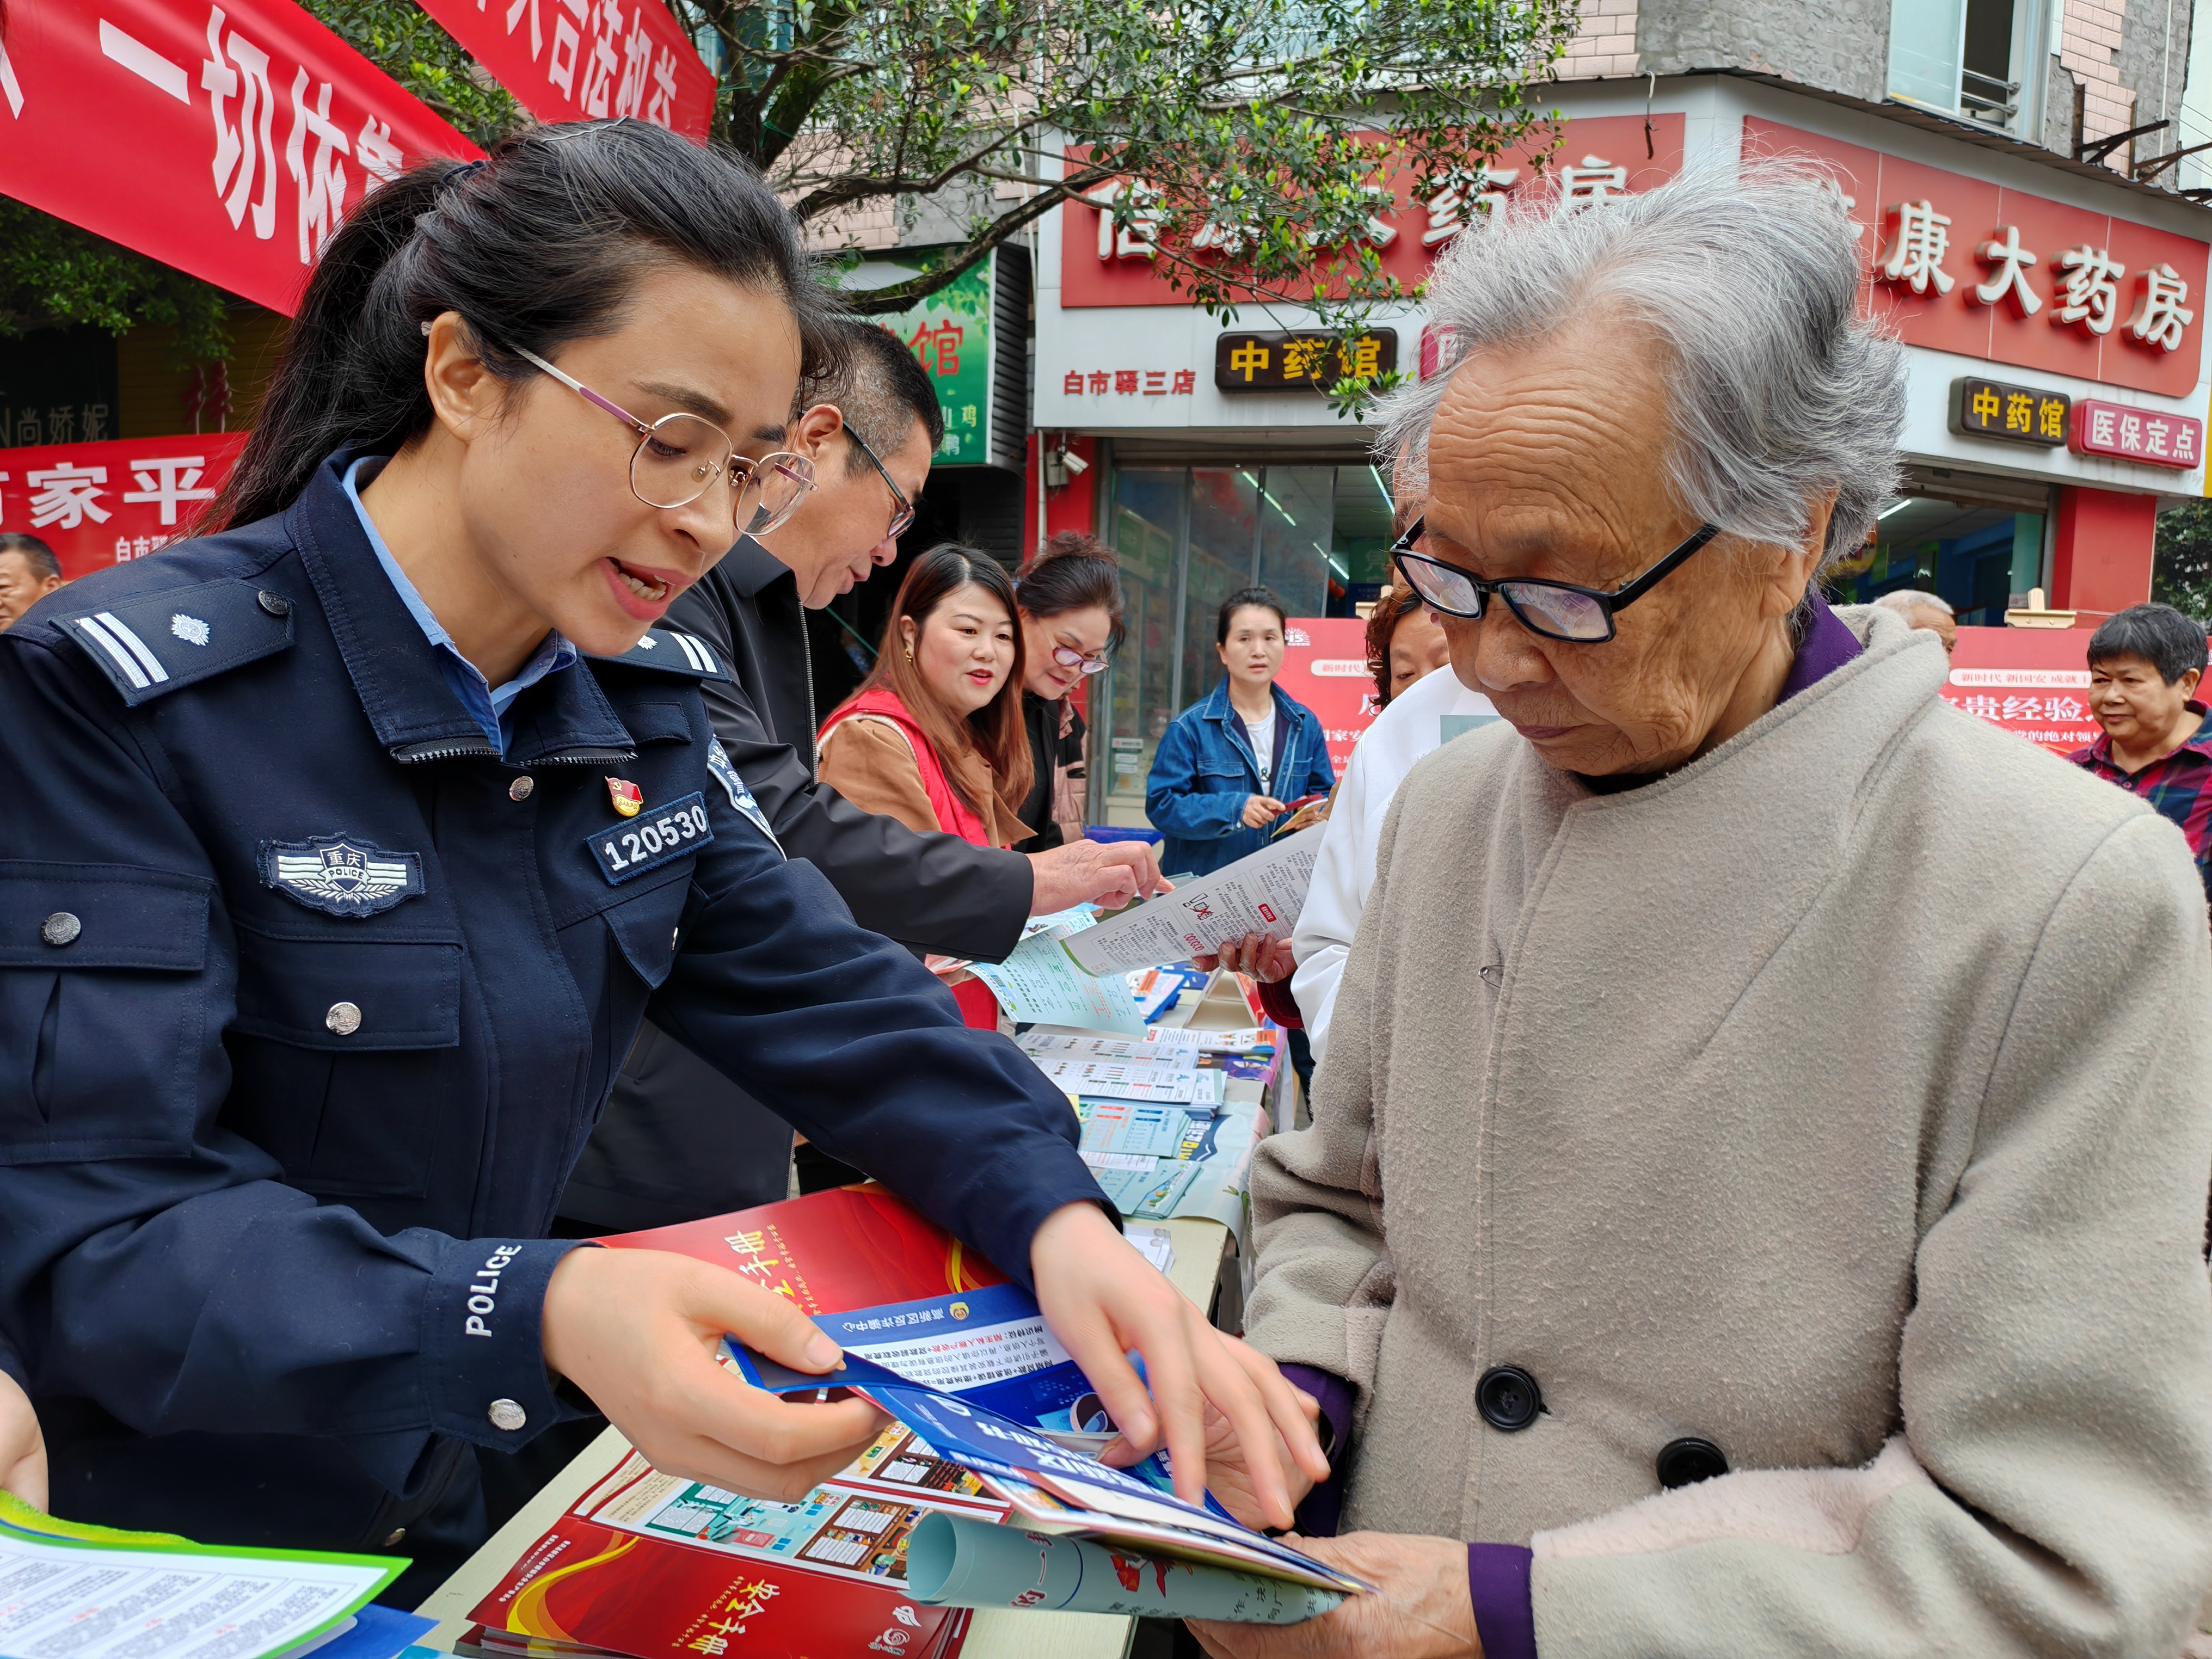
[
  {"xmin": 1874, "ymin": 586, "xmax": 1957, "ymax": 655},
  {"xmin": 0, "ymin": 533, "xmax": 62, "ymax": 630},
  {"xmin": 1197, "ymin": 162, "xmax": 2212, "ymax": 1659}
]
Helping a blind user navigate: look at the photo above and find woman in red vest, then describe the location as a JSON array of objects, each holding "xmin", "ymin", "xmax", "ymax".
[{"xmin": 819, "ymin": 546, "xmax": 1035, "ymax": 1030}]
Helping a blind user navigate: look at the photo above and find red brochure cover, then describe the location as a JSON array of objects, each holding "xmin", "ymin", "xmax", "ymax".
[{"xmin": 597, "ymin": 1185, "xmax": 1009, "ymax": 1313}]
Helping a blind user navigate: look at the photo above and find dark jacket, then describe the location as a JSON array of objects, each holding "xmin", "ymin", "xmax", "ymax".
[
  {"xmin": 0, "ymin": 453, "xmax": 1099, "ymax": 1558},
  {"xmin": 1013, "ymin": 690, "xmax": 1086, "ymax": 855},
  {"xmin": 1146, "ymin": 678, "xmax": 1335, "ymax": 877},
  {"xmin": 557, "ymin": 538, "xmax": 1037, "ymax": 1232}
]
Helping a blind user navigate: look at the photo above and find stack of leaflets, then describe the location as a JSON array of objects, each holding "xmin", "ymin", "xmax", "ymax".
[
  {"xmin": 0, "ymin": 1491, "xmax": 422, "ymax": 1659},
  {"xmin": 457, "ymin": 1189, "xmax": 1361, "ymax": 1658}
]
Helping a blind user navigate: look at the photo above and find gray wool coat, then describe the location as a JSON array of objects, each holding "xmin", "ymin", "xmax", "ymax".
[{"xmin": 1246, "ymin": 605, "xmax": 2212, "ymax": 1657}]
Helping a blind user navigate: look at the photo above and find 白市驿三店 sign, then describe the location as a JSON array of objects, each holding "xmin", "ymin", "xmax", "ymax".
[
  {"xmin": 1744, "ymin": 118, "xmax": 2208, "ymax": 400},
  {"xmin": 1060, "ymin": 114, "xmax": 1687, "ymax": 310},
  {"xmin": 0, "ymin": 0, "xmax": 480, "ymax": 317},
  {"xmin": 0, "ymin": 432, "xmax": 249, "ymax": 581},
  {"xmin": 1213, "ymin": 330, "xmax": 1399, "ymax": 393},
  {"xmin": 1950, "ymin": 376, "xmax": 2069, "ymax": 446},
  {"xmin": 846, "ymin": 253, "xmax": 1001, "ymax": 468},
  {"xmin": 2068, "ymin": 398, "xmax": 2203, "ymax": 468},
  {"xmin": 411, "ymin": 0, "xmax": 715, "ymax": 141}
]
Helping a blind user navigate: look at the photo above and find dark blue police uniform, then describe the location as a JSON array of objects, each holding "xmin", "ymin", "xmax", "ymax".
[{"xmin": 0, "ymin": 448, "xmax": 1103, "ymax": 1581}]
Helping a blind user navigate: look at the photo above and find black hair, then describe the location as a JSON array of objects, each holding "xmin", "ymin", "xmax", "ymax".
[
  {"xmin": 804, "ymin": 319, "xmax": 945, "ymax": 474},
  {"xmin": 1017, "ymin": 531, "xmax": 1126, "ymax": 650},
  {"xmin": 0, "ymin": 532, "xmax": 59, "ymax": 581},
  {"xmin": 211, "ymin": 121, "xmax": 841, "ymax": 531},
  {"xmin": 1216, "ymin": 585, "xmax": 1288, "ymax": 646},
  {"xmin": 2087, "ymin": 602, "xmax": 2209, "ymax": 685}
]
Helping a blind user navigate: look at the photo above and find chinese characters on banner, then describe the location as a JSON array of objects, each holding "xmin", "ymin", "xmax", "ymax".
[
  {"xmin": 2069, "ymin": 397, "xmax": 2204, "ymax": 468},
  {"xmin": 0, "ymin": 0, "xmax": 479, "ymax": 316},
  {"xmin": 0, "ymin": 433, "xmax": 248, "ymax": 581},
  {"xmin": 1060, "ymin": 115, "xmax": 1688, "ymax": 309},
  {"xmin": 410, "ymin": 0, "xmax": 713, "ymax": 142},
  {"xmin": 1940, "ymin": 627, "xmax": 2100, "ymax": 755},
  {"xmin": 1276, "ymin": 619, "xmax": 1380, "ymax": 777},
  {"xmin": 1743, "ymin": 118, "xmax": 2208, "ymax": 399}
]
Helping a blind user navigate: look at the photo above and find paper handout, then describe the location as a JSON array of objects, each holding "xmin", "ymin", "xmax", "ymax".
[
  {"xmin": 906, "ymin": 1511, "xmax": 1344, "ymax": 1623},
  {"xmin": 1065, "ymin": 827, "xmax": 1326, "ymax": 976},
  {"xmin": 963, "ymin": 931, "xmax": 1148, "ymax": 1033}
]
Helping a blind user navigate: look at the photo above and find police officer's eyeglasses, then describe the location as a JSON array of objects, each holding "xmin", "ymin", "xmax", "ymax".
[
  {"xmin": 1389, "ymin": 515, "xmax": 1722, "ymax": 644},
  {"xmin": 845, "ymin": 423, "xmax": 917, "ymax": 542},
  {"xmin": 509, "ymin": 345, "xmax": 816, "ymax": 537}
]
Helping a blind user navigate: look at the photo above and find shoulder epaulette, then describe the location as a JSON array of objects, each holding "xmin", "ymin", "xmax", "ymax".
[
  {"xmin": 58, "ymin": 579, "xmax": 295, "ymax": 707},
  {"xmin": 587, "ymin": 628, "xmax": 727, "ymax": 681}
]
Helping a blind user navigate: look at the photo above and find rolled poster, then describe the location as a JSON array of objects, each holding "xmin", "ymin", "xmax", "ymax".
[{"xmin": 905, "ymin": 1511, "xmax": 1344, "ymax": 1624}]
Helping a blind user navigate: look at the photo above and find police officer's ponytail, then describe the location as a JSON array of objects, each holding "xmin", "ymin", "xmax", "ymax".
[{"xmin": 213, "ymin": 120, "xmax": 839, "ymax": 531}]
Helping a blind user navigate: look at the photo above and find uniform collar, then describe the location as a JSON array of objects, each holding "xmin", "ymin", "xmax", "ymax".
[{"xmin": 290, "ymin": 447, "xmax": 637, "ymax": 765}]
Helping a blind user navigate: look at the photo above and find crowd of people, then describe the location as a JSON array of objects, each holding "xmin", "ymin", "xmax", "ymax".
[{"xmin": 3, "ymin": 128, "xmax": 2212, "ymax": 1659}]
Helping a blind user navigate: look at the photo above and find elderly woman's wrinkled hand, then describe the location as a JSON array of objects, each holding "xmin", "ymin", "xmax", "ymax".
[
  {"xmin": 1, "ymin": 1368, "xmax": 47, "ymax": 1510},
  {"xmin": 1191, "ymin": 930, "xmax": 1297, "ymax": 982},
  {"xmin": 1187, "ymin": 1533, "xmax": 1481, "ymax": 1659}
]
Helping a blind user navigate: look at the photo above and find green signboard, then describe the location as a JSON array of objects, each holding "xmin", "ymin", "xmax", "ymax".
[{"xmin": 855, "ymin": 253, "xmax": 997, "ymax": 468}]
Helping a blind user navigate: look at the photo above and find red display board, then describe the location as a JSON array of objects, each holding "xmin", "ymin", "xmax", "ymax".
[
  {"xmin": 1061, "ymin": 114, "xmax": 1685, "ymax": 310},
  {"xmin": 1743, "ymin": 118, "xmax": 2209, "ymax": 398},
  {"xmin": 1941, "ymin": 625, "xmax": 2098, "ymax": 755},
  {"xmin": 413, "ymin": 0, "xmax": 715, "ymax": 142},
  {"xmin": 1279, "ymin": 617, "xmax": 1380, "ymax": 779},
  {"xmin": 0, "ymin": 0, "xmax": 480, "ymax": 317},
  {"xmin": 0, "ymin": 431, "xmax": 248, "ymax": 581}
]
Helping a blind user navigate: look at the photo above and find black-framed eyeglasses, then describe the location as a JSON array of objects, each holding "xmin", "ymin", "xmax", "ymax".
[
  {"xmin": 1390, "ymin": 515, "xmax": 1721, "ymax": 643},
  {"xmin": 846, "ymin": 423, "xmax": 917, "ymax": 541}
]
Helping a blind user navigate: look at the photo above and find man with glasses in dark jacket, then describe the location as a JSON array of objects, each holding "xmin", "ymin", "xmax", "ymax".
[{"xmin": 556, "ymin": 319, "xmax": 1166, "ymax": 1233}]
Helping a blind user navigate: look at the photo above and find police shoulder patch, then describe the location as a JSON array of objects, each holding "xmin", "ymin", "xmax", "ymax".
[
  {"xmin": 586, "ymin": 629, "xmax": 727, "ymax": 681},
  {"xmin": 260, "ymin": 834, "xmax": 426, "ymax": 917},
  {"xmin": 60, "ymin": 578, "xmax": 294, "ymax": 706},
  {"xmin": 707, "ymin": 736, "xmax": 783, "ymax": 856}
]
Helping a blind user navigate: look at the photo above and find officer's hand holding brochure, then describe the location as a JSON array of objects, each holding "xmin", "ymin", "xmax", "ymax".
[{"xmin": 457, "ymin": 1187, "xmax": 1361, "ymax": 1658}]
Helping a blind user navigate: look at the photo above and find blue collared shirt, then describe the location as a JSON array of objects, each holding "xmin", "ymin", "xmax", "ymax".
[{"xmin": 344, "ymin": 457, "xmax": 576, "ymax": 757}]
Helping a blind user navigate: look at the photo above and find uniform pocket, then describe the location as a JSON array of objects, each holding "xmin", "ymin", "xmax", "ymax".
[
  {"xmin": 223, "ymin": 924, "xmax": 463, "ymax": 1199},
  {"xmin": 0, "ymin": 862, "xmax": 211, "ymax": 1162}
]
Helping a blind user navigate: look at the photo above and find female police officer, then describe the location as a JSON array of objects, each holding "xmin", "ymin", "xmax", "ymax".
[{"xmin": 0, "ymin": 122, "xmax": 1323, "ymax": 1592}]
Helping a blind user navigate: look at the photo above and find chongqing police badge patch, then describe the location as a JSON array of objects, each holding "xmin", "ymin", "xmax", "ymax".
[{"xmin": 259, "ymin": 834, "xmax": 427, "ymax": 917}]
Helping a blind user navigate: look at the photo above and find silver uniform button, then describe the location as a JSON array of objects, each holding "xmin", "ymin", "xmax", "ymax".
[
  {"xmin": 325, "ymin": 1001, "xmax": 363, "ymax": 1036},
  {"xmin": 381, "ymin": 1527, "xmax": 408, "ymax": 1548},
  {"xmin": 488, "ymin": 1398, "xmax": 527, "ymax": 1432},
  {"xmin": 509, "ymin": 776, "xmax": 534, "ymax": 801},
  {"xmin": 41, "ymin": 912, "xmax": 81, "ymax": 947}
]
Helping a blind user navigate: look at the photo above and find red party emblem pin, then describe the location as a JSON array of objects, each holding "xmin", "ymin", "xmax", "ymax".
[{"xmin": 606, "ymin": 777, "xmax": 644, "ymax": 818}]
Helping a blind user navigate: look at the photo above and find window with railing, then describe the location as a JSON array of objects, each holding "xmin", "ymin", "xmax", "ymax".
[{"xmin": 1889, "ymin": 0, "xmax": 2037, "ymax": 134}]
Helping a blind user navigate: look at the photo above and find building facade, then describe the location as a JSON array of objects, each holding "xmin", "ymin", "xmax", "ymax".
[{"xmin": 1024, "ymin": 1, "xmax": 2212, "ymax": 826}]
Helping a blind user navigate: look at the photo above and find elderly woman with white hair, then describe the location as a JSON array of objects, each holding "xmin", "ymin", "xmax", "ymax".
[{"xmin": 1192, "ymin": 163, "xmax": 2212, "ymax": 1659}]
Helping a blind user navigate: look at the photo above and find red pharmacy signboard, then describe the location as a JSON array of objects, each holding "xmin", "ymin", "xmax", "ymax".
[
  {"xmin": 0, "ymin": 0, "xmax": 480, "ymax": 316},
  {"xmin": 0, "ymin": 432, "xmax": 248, "ymax": 581}
]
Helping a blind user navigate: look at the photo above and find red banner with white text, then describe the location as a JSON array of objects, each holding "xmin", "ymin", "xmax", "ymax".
[
  {"xmin": 0, "ymin": 0, "xmax": 480, "ymax": 317},
  {"xmin": 0, "ymin": 432, "xmax": 248, "ymax": 581},
  {"xmin": 411, "ymin": 0, "xmax": 714, "ymax": 142}
]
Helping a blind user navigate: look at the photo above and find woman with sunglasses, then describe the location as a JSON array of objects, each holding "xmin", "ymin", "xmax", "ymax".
[
  {"xmin": 1009, "ymin": 533, "xmax": 1124, "ymax": 854},
  {"xmin": 0, "ymin": 123, "xmax": 1322, "ymax": 1590}
]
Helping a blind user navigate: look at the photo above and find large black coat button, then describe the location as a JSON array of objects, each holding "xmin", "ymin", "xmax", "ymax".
[
  {"xmin": 1476, "ymin": 1366, "xmax": 1543, "ymax": 1431},
  {"xmin": 1657, "ymin": 1437, "xmax": 1729, "ymax": 1489}
]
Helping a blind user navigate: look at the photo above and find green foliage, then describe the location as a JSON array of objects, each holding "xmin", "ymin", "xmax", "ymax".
[
  {"xmin": 679, "ymin": 0, "xmax": 1580, "ymax": 404},
  {"xmin": 303, "ymin": 0, "xmax": 529, "ymax": 144},
  {"xmin": 0, "ymin": 201, "xmax": 232, "ymax": 362},
  {"xmin": 2155, "ymin": 499, "xmax": 2212, "ymax": 623}
]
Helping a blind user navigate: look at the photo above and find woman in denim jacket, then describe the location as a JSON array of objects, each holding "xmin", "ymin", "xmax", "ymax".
[{"xmin": 1146, "ymin": 586, "xmax": 1336, "ymax": 878}]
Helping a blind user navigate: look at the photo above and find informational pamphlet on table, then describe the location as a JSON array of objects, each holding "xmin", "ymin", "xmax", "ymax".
[{"xmin": 1065, "ymin": 827, "xmax": 1326, "ymax": 975}]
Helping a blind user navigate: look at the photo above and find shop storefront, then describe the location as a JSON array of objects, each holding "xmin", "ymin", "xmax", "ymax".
[{"xmin": 1029, "ymin": 78, "xmax": 2212, "ymax": 826}]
